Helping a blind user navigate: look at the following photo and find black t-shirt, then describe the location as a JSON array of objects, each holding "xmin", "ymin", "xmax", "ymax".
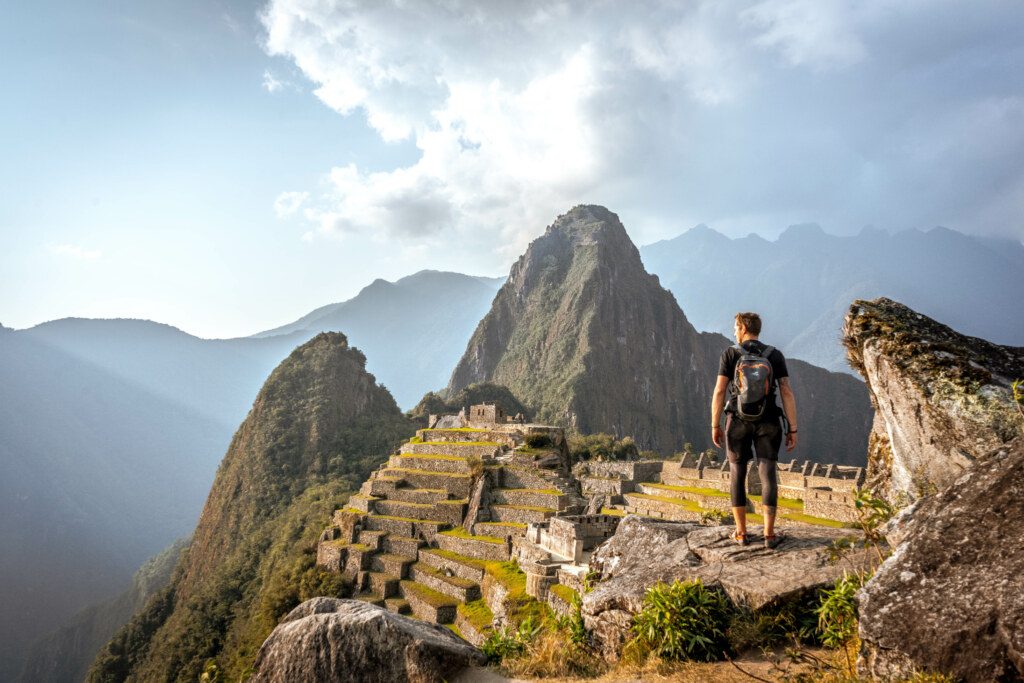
[{"xmin": 718, "ymin": 340, "xmax": 789, "ymax": 416}]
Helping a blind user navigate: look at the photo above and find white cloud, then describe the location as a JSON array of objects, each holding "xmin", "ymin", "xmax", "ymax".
[
  {"xmin": 273, "ymin": 190, "xmax": 309, "ymax": 217},
  {"xmin": 260, "ymin": 0, "xmax": 1024, "ymax": 254},
  {"xmin": 51, "ymin": 244, "xmax": 102, "ymax": 260},
  {"xmin": 262, "ymin": 69, "xmax": 284, "ymax": 93}
]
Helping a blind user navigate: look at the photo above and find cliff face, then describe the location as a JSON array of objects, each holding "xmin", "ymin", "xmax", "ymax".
[
  {"xmin": 843, "ymin": 297, "xmax": 1024, "ymax": 502},
  {"xmin": 89, "ymin": 333, "xmax": 415, "ymax": 682},
  {"xmin": 449, "ymin": 205, "xmax": 871, "ymax": 461},
  {"xmin": 448, "ymin": 205, "xmax": 717, "ymax": 453}
]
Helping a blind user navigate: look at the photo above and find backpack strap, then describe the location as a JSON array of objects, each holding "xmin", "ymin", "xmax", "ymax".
[{"xmin": 760, "ymin": 345, "xmax": 774, "ymax": 359}]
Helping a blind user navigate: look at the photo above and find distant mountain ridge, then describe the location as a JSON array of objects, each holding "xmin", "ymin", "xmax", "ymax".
[
  {"xmin": 449, "ymin": 205, "xmax": 871, "ymax": 462},
  {"xmin": 640, "ymin": 223, "xmax": 1024, "ymax": 373}
]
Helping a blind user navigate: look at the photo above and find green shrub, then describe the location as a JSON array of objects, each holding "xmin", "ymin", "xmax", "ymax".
[
  {"xmin": 816, "ymin": 572, "xmax": 867, "ymax": 648},
  {"xmin": 481, "ymin": 616, "xmax": 542, "ymax": 663},
  {"xmin": 628, "ymin": 580, "xmax": 731, "ymax": 662},
  {"xmin": 726, "ymin": 594, "xmax": 819, "ymax": 651},
  {"xmin": 568, "ymin": 433, "xmax": 638, "ymax": 462}
]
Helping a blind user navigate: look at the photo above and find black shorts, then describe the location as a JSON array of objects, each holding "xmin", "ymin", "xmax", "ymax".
[{"xmin": 725, "ymin": 413, "xmax": 782, "ymax": 464}]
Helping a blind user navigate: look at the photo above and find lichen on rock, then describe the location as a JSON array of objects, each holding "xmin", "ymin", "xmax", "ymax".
[{"xmin": 843, "ymin": 297, "xmax": 1024, "ymax": 503}]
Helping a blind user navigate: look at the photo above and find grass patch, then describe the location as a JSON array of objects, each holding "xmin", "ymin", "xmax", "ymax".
[
  {"xmin": 423, "ymin": 427, "xmax": 488, "ymax": 433},
  {"xmin": 369, "ymin": 513, "xmax": 444, "ymax": 526},
  {"xmin": 493, "ymin": 487, "xmax": 561, "ymax": 495},
  {"xmin": 476, "ymin": 521, "xmax": 528, "ymax": 530},
  {"xmin": 439, "ymin": 527, "xmax": 506, "ymax": 545},
  {"xmin": 600, "ymin": 507, "xmax": 626, "ymax": 517},
  {"xmin": 342, "ymin": 507, "xmax": 365, "ymax": 515},
  {"xmin": 445, "ymin": 623, "xmax": 464, "ymax": 638},
  {"xmin": 644, "ymin": 483, "xmax": 729, "ymax": 498},
  {"xmin": 436, "ymin": 498, "xmax": 470, "ymax": 506},
  {"xmin": 423, "ymin": 548, "xmax": 489, "ymax": 571},
  {"xmin": 782, "ymin": 512, "xmax": 854, "ymax": 528},
  {"xmin": 492, "ymin": 504, "xmax": 556, "ymax": 513},
  {"xmin": 398, "ymin": 453, "xmax": 469, "ymax": 462},
  {"xmin": 627, "ymin": 493, "xmax": 703, "ymax": 510},
  {"xmin": 458, "ymin": 599, "xmax": 495, "ymax": 632},
  {"xmin": 549, "ymin": 583, "xmax": 579, "ymax": 605},
  {"xmin": 750, "ymin": 494, "xmax": 803, "ymax": 510},
  {"xmin": 384, "ymin": 467, "xmax": 470, "ymax": 479},
  {"xmin": 413, "ymin": 562, "xmax": 477, "ymax": 589},
  {"xmin": 400, "ymin": 580, "xmax": 458, "ymax": 608}
]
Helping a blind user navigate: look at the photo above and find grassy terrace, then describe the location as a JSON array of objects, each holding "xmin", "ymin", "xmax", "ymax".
[
  {"xmin": 600, "ymin": 507, "xmax": 625, "ymax": 517},
  {"xmin": 492, "ymin": 504, "xmax": 556, "ymax": 513},
  {"xmin": 439, "ymin": 526, "xmax": 506, "ymax": 545},
  {"xmin": 369, "ymin": 513, "xmax": 447, "ymax": 525},
  {"xmin": 385, "ymin": 467, "xmax": 470, "ymax": 478},
  {"xmin": 400, "ymin": 580, "xmax": 459, "ymax": 608},
  {"xmin": 475, "ymin": 522, "xmax": 528, "ymax": 531},
  {"xmin": 493, "ymin": 487, "xmax": 561, "ymax": 495},
  {"xmin": 413, "ymin": 562, "xmax": 478, "ymax": 589},
  {"xmin": 549, "ymin": 583, "xmax": 579, "ymax": 605},
  {"xmin": 458, "ymin": 599, "xmax": 494, "ymax": 632},
  {"xmin": 750, "ymin": 494, "xmax": 803, "ymax": 510},
  {"xmin": 422, "ymin": 427, "xmax": 489, "ymax": 433},
  {"xmin": 627, "ymin": 492, "xmax": 703, "ymax": 511},
  {"xmin": 644, "ymin": 483, "xmax": 728, "ymax": 497},
  {"xmin": 425, "ymin": 548, "xmax": 490, "ymax": 571},
  {"xmin": 397, "ymin": 453, "xmax": 469, "ymax": 461}
]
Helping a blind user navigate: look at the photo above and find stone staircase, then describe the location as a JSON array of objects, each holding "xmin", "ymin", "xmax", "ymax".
[{"xmin": 316, "ymin": 423, "xmax": 578, "ymax": 643}]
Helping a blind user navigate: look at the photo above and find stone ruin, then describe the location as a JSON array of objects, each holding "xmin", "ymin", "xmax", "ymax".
[{"xmin": 314, "ymin": 404, "xmax": 867, "ymax": 643}]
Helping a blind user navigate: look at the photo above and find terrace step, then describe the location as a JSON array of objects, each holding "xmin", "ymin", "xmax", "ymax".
[
  {"xmin": 364, "ymin": 571, "xmax": 401, "ymax": 598},
  {"xmin": 343, "ymin": 543, "xmax": 376, "ymax": 574},
  {"xmin": 400, "ymin": 581, "xmax": 459, "ymax": 624},
  {"xmin": 417, "ymin": 428, "xmax": 517, "ymax": 447},
  {"xmin": 379, "ymin": 468, "xmax": 473, "ymax": 497},
  {"xmin": 402, "ymin": 441, "xmax": 503, "ymax": 459},
  {"xmin": 388, "ymin": 487, "xmax": 451, "ymax": 505},
  {"xmin": 410, "ymin": 562, "xmax": 482, "ymax": 602},
  {"xmin": 623, "ymin": 492, "xmax": 704, "ymax": 522},
  {"xmin": 383, "ymin": 535, "xmax": 424, "ymax": 557},
  {"xmin": 436, "ymin": 530, "xmax": 510, "ymax": 562},
  {"xmin": 367, "ymin": 476, "xmax": 403, "ymax": 496},
  {"xmin": 370, "ymin": 553, "xmax": 417, "ymax": 579},
  {"xmin": 363, "ymin": 514, "xmax": 451, "ymax": 539},
  {"xmin": 373, "ymin": 499, "xmax": 467, "ymax": 525},
  {"xmin": 636, "ymin": 483, "xmax": 733, "ymax": 511},
  {"xmin": 353, "ymin": 591, "xmax": 386, "ymax": 608},
  {"xmin": 390, "ymin": 454, "xmax": 474, "ymax": 474},
  {"xmin": 418, "ymin": 548, "xmax": 488, "ymax": 583},
  {"xmin": 473, "ymin": 521, "xmax": 528, "ymax": 540},
  {"xmin": 347, "ymin": 494, "xmax": 379, "ymax": 513},
  {"xmin": 455, "ymin": 600, "xmax": 495, "ymax": 647},
  {"xmin": 489, "ymin": 488, "xmax": 566, "ymax": 509},
  {"xmin": 385, "ymin": 598, "xmax": 412, "ymax": 615},
  {"xmin": 356, "ymin": 529, "xmax": 387, "ymax": 551},
  {"xmin": 489, "ymin": 504, "xmax": 556, "ymax": 525}
]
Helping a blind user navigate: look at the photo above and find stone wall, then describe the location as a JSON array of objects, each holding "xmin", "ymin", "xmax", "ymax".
[{"xmin": 803, "ymin": 489, "xmax": 859, "ymax": 522}]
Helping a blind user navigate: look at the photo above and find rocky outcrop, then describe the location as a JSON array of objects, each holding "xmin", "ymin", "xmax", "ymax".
[
  {"xmin": 857, "ymin": 440, "xmax": 1024, "ymax": 682},
  {"xmin": 250, "ymin": 598, "xmax": 485, "ymax": 683},
  {"xmin": 844, "ymin": 297, "xmax": 1024, "ymax": 503},
  {"xmin": 581, "ymin": 516, "xmax": 874, "ymax": 659},
  {"xmin": 448, "ymin": 205, "xmax": 872, "ymax": 462}
]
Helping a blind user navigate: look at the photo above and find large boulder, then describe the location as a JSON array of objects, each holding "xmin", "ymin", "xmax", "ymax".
[
  {"xmin": 581, "ymin": 516, "xmax": 874, "ymax": 659},
  {"xmin": 843, "ymin": 297, "xmax": 1024, "ymax": 504},
  {"xmin": 249, "ymin": 598, "xmax": 485, "ymax": 683},
  {"xmin": 857, "ymin": 439, "xmax": 1024, "ymax": 682}
]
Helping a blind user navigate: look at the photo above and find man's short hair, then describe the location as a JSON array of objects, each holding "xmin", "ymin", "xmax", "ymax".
[{"xmin": 735, "ymin": 312, "xmax": 762, "ymax": 336}]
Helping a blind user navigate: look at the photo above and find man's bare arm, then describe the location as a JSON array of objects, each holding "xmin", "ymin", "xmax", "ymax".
[
  {"xmin": 778, "ymin": 377, "xmax": 798, "ymax": 451},
  {"xmin": 711, "ymin": 375, "xmax": 729, "ymax": 447}
]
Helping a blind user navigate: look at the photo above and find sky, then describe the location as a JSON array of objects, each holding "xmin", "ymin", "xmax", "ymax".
[{"xmin": 2, "ymin": 0, "xmax": 1022, "ymax": 338}]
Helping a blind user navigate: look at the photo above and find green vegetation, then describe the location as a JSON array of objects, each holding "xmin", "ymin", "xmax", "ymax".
[
  {"xmin": 549, "ymin": 583, "xmax": 579, "ymax": 605},
  {"xmin": 423, "ymin": 427, "xmax": 489, "ymax": 433},
  {"xmin": 410, "ymin": 440, "xmax": 501, "ymax": 447},
  {"xmin": 569, "ymin": 432, "xmax": 639, "ymax": 462},
  {"xmin": 439, "ymin": 527, "xmax": 506, "ymax": 545},
  {"xmin": 458, "ymin": 599, "xmax": 494, "ymax": 633},
  {"xmin": 425, "ymin": 548, "xmax": 489, "ymax": 571},
  {"xmin": 601, "ymin": 507, "xmax": 625, "ymax": 517},
  {"xmin": 817, "ymin": 572, "xmax": 866, "ymax": 649},
  {"xmin": 750, "ymin": 494, "xmax": 803, "ymax": 510},
  {"xmin": 646, "ymin": 483, "xmax": 728, "ymax": 497},
  {"xmin": 627, "ymin": 580, "xmax": 731, "ymax": 663},
  {"xmin": 481, "ymin": 617, "xmax": 542, "ymax": 663},
  {"xmin": 87, "ymin": 334, "xmax": 415, "ymax": 682},
  {"xmin": 399, "ymin": 580, "xmax": 458, "ymax": 608}
]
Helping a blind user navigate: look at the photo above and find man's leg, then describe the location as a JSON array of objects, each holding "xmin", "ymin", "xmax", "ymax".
[
  {"xmin": 758, "ymin": 459, "xmax": 778, "ymax": 536},
  {"xmin": 725, "ymin": 415, "xmax": 753, "ymax": 538},
  {"xmin": 754, "ymin": 419, "xmax": 783, "ymax": 541}
]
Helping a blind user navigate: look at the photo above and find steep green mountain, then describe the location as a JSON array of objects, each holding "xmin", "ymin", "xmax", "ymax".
[
  {"xmin": 640, "ymin": 223, "xmax": 1024, "ymax": 373},
  {"xmin": 448, "ymin": 205, "xmax": 871, "ymax": 463},
  {"xmin": 19, "ymin": 539, "xmax": 187, "ymax": 683},
  {"xmin": 88, "ymin": 333, "xmax": 414, "ymax": 682},
  {"xmin": 251, "ymin": 270, "xmax": 505, "ymax": 407},
  {"xmin": 0, "ymin": 333, "xmax": 228, "ymax": 681}
]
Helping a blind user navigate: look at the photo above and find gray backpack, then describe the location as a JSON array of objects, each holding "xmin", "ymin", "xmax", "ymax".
[{"xmin": 732, "ymin": 344, "xmax": 775, "ymax": 421}]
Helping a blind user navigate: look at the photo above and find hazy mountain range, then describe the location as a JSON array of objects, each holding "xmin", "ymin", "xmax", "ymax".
[{"xmin": 641, "ymin": 223, "xmax": 1024, "ymax": 373}]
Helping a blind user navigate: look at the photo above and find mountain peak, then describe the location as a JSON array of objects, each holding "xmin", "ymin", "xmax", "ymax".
[
  {"xmin": 543, "ymin": 204, "xmax": 632, "ymax": 248},
  {"xmin": 778, "ymin": 222, "xmax": 827, "ymax": 242}
]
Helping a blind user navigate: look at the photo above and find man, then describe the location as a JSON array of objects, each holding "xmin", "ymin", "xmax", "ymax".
[{"xmin": 711, "ymin": 312, "xmax": 798, "ymax": 548}]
